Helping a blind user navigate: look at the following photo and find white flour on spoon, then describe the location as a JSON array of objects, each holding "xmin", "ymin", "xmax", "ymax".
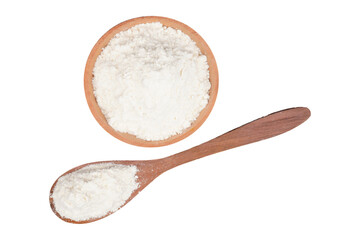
[{"xmin": 51, "ymin": 163, "xmax": 138, "ymax": 221}]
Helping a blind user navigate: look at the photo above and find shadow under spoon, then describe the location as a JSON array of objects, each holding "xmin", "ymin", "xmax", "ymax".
[{"xmin": 50, "ymin": 107, "xmax": 311, "ymax": 224}]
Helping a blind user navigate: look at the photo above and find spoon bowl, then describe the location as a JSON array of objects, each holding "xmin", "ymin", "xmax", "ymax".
[
  {"xmin": 50, "ymin": 107, "xmax": 310, "ymax": 223},
  {"xmin": 49, "ymin": 159, "xmax": 162, "ymax": 224}
]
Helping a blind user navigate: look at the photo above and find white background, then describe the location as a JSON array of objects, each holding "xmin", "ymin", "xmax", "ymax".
[{"xmin": 1, "ymin": 0, "xmax": 359, "ymax": 239}]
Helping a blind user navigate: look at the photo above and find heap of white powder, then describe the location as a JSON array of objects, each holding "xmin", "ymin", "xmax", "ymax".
[
  {"xmin": 51, "ymin": 163, "xmax": 139, "ymax": 221},
  {"xmin": 93, "ymin": 22, "xmax": 211, "ymax": 141}
]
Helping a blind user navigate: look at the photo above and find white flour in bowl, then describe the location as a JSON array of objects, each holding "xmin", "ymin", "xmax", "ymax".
[
  {"xmin": 50, "ymin": 163, "xmax": 138, "ymax": 221},
  {"xmin": 92, "ymin": 22, "xmax": 211, "ymax": 141}
]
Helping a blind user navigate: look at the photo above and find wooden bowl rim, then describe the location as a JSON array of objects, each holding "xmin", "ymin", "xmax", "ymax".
[{"xmin": 84, "ymin": 16, "xmax": 219, "ymax": 147}]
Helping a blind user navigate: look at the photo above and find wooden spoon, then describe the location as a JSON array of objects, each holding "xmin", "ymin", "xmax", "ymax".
[{"xmin": 50, "ymin": 107, "xmax": 310, "ymax": 224}]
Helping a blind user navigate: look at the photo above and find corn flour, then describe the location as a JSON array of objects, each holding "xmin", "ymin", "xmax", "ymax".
[
  {"xmin": 51, "ymin": 163, "xmax": 138, "ymax": 221},
  {"xmin": 92, "ymin": 22, "xmax": 211, "ymax": 141}
]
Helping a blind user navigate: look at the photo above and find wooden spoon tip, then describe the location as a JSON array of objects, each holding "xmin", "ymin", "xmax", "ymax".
[{"xmin": 298, "ymin": 107, "xmax": 311, "ymax": 120}]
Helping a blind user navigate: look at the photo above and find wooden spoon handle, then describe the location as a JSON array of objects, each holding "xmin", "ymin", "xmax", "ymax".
[{"xmin": 161, "ymin": 107, "xmax": 310, "ymax": 170}]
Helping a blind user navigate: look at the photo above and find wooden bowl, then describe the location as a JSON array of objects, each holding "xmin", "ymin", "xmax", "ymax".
[{"xmin": 84, "ymin": 16, "xmax": 219, "ymax": 147}]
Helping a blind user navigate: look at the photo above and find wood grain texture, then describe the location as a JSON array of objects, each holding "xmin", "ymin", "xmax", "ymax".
[
  {"xmin": 49, "ymin": 107, "xmax": 310, "ymax": 224},
  {"xmin": 159, "ymin": 107, "xmax": 311, "ymax": 171},
  {"xmin": 84, "ymin": 16, "xmax": 219, "ymax": 147}
]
